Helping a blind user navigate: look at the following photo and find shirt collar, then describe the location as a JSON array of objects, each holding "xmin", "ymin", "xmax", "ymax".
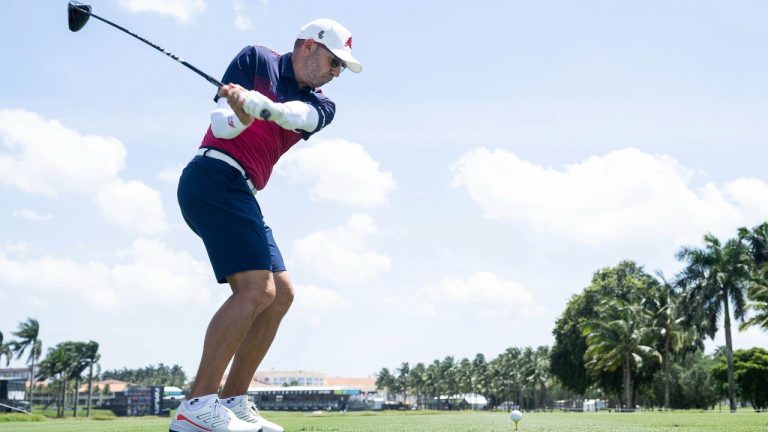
[
  {"xmin": 279, "ymin": 52, "xmax": 313, "ymax": 94},
  {"xmin": 279, "ymin": 52, "xmax": 295, "ymax": 78}
]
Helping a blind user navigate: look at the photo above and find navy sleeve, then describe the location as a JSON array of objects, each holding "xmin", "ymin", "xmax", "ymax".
[
  {"xmin": 214, "ymin": 46, "xmax": 259, "ymax": 102},
  {"xmin": 301, "ymin": 91, "xmax": 336, "ymax": 140}
]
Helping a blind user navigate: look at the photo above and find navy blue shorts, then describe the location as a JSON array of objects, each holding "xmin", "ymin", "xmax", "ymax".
[{"xmin": 177, "ymin": 155, "xmax": 286, "ymax": 283}]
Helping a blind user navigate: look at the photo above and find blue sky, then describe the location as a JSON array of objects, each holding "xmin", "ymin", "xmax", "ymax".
[{"xmin": 1, "ymin": 0, "xmax": 767, "ymax": 379}]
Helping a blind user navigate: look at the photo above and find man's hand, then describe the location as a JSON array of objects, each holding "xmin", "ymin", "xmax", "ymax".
[{"xmin": 218, "ymin": 84, "xmax": 254, "ymax": 126}]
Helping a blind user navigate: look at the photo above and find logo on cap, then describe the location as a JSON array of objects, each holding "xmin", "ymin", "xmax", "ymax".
[
  {"xmin": 345, "ymin": 37, "xmax": 352, "ymax": 49},
  {"xmin": 318, "ymin": 30, "xmax": 325, "ymax": 39}
]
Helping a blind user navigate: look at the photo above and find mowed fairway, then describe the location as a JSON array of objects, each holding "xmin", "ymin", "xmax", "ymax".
[{"xmin": 1, "ymin": 410, "xmax": 767, "ymax": 431}]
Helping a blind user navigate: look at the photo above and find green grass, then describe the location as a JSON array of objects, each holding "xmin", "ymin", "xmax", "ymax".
[{"xmin": 0, "ymin": 410, "xmax": 766, "ymax": 431}]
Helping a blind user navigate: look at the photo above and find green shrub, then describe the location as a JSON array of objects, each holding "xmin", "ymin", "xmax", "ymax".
[{"xmin": 0, "ymin": 413, "xmax": 46, "ymax": 423}]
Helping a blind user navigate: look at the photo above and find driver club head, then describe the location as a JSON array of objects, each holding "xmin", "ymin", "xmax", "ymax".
[{"xmin": 68, "ymin": 1, "xmax": 92, "ymax": 32}]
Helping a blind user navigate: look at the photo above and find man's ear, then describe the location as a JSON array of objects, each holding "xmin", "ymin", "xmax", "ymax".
[{"xmin": 303, "ymin": 39, "xmax": 316, "ymax": 52}]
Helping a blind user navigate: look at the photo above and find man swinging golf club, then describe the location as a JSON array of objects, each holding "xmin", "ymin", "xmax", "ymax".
[{"xmin": 171, "ymin": 19, "xmax": 362, "ymax": 432}]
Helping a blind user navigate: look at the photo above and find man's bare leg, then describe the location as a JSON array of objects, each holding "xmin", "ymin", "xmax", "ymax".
[
  {"xmin": 188, "ymin": 270, "xmax": 276, "ymax": 398},
  {"xmin": 220, "ymin": 271, "xmax": 294, "ymax": 397}
]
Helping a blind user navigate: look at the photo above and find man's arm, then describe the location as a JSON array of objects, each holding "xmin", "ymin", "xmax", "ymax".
[
  {"xmin": 210, "ymin": 96, "xmax": 252, "ymax": 139},
  {"xmin": 219, "ymin": 84, "xmax": 320, "ymax": 133}
]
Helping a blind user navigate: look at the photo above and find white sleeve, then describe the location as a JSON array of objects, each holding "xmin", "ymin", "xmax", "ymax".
[
  {"xmin": 210, "ymin": 97, "xmax": 248, "ymax": 139},
  {"xmin": 272, "ymin": 101, "xmax": 320, "ymax": 133},
  {"xmin": 242, "ymin": 91, "xmax": 320, "ymax": 133}
]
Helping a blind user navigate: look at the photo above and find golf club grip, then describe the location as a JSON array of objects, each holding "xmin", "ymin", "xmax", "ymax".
[{"xmin": 86, "ymin": 12, "xmax": 271, "ymax": 120}]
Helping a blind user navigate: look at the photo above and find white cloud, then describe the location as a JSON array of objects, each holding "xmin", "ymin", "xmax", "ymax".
[
  {"xmin": 12, "ymin": 209, "xmax": 54, "ymax": 222},
  {"xmin": 158, "ymin": 163, "xmax": 185, "ymax": 184},
  {"xmin": 0, "ymin": 110, "xmax": 125, "ymax": 196},
  {"xmin": 383, "ymin": 272, "xmax": 544, "ymax": 319},
  {"xmin": 452, "ymin": 147, "xmax": 768, "ymax": 245},
  {"xmin": 0, "ymin": 239, "xmax": 211, "ymax": 309},
  {"xmin": 233, "ymin": 0, "xmax": 254, "ymax": 31},
  {"xmin": 276, "ymin": 138, "xmax": 397, "ymax": 207},
  {"xmin": 290, "ymin": 283, "xmax": 350, "ymax": 327},
  {"xmin": 0, "ymin": 109, "xmax": 169, "ymax": 234},
  {"xmin": 119, "ymin": 0, "xmax": 206, "ymax": 24},
  {"xmin": 95, "ymin": 181, "xmax": 169, "ymax": 235},
  {"xmin": 290, "ymin": 213, "xmax": 390, "ymax": 283}
]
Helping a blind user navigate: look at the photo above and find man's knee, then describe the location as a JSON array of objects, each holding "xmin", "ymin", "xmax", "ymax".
[
  {"xmin": 228, "ymin": 270, "xmax": 277, "ymax": 310},
  {"xmin": 272, "ymin": 272, "xmax": 295, "ymax": 313}
]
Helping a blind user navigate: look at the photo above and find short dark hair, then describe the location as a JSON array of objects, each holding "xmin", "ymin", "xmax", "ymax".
[{"xmin": 293, "ymin": 38, "xmax": 305, "ymax": 53}]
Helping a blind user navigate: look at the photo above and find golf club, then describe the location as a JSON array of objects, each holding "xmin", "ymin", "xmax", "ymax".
[{"xmin": 67, "ymin": 1, "xmax": 270, "ymax": 119}]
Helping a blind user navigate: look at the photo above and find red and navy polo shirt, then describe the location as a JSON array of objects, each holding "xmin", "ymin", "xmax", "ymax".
[{"xmin": 200, "ymin": 45, "xmax": 336, "ymax": 191}]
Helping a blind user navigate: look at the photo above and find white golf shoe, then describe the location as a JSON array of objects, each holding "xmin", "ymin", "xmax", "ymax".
[
  {"xmin": 169, "ymin": 395, "xmax": 263, "ymax": 432},
  {"xmin": 222, "ymin": 395, "xmax": 284, "ymax": 432}
]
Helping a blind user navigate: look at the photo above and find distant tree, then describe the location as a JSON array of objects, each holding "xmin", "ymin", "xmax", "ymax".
[
  {"xmin": 396, "ymin": 362, "xmax": 411, "ymax": 403},
  {"xmin": 643, "ymin": 273, "xmax": 700, "ymax": 409},
  {"xmin": 10, "ymin": 318, "xmax": 41, "ymax": 408},
  {"xmin": 677, "ymin": 234, "xmax": 752, "ymax": 412},
  {"xmin": 438, "ymin": 356, "xmax": 457, "ymax": 399},
  {"xmin": 551, "ymin": 261, "xmax": 660, "ymax": 398},
  {"xmin": 101, "ymin": 363, "xmax": 186, "ymax": 386},
  {"xmin": 470, "ymin": 354, "xmax": 491, "ymax": 403},
  {"xmin": 583, "ymin": 299, "xmax": 661, "ymax": 409},
  {"xmin": 409, "ymin": 363, "xmax": 426, "ymax": 408},
  {"xmin": 670, "ymin": 350, "xmax": 719, "ymax": 409},
  {"xmin": 740, "ymin": 285, "xmax": 768, "ymax": 332},
  {"xmin": 455, "ymin": 358, "xmax": 472, "ymax": 395},
  {"xmin": 0, "ymin": 331, "xmax": 12, "ymax": 367},
  {"xmin": 523, "ymin": 346, "xmax": 551, "ymax": 410},
  {"xmin": 738, "ymin": 222, "xmax": 768, "ymax": 332},
  {"xmin": 712, "ymin": 347, "xmax": 768, "ymax": 411},
  {"xmin": 739, "ymin": 222, "xmax": 768, "ymax": 265},
  {"xmin": 490, "ymin": 347, "xmax": 522, "ymax": 407},
  {"xmin": 38, "ymin": 342, "xmax": 76, "ymax": 417},
  {"xmin": 375, "ymin": 368, "xmax": 396, "ymax": 401},
  {"xmin": 424, "ymin": 360, "xmax": 441, "ymax": 405}
]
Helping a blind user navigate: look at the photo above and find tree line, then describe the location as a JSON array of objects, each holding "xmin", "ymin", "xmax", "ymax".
[
  {"xmin": 1, "ymin": 318, "xmax": 187, "ymax": 418},
  {"xmin": 377, "ymin": 223, "xmax": 768, "ymax": 412},
  {"xmin": 375, "ymin": 347, "xmax": 567, "ymax": 411}
]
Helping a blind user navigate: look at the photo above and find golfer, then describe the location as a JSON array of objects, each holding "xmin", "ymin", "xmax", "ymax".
[{"xmin": 171, "ymin": 19, "xmax": 361, "ymax": 432}]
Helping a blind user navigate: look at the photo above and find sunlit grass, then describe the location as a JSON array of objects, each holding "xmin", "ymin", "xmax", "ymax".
[{"xmin": 0, "ymin": 409, "xmax": 766, "ymax": 431}]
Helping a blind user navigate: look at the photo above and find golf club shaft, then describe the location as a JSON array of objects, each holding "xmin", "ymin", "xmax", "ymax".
[{"xmin": 85, "ymin": 12, "xmax": 223, "ymax": 88}]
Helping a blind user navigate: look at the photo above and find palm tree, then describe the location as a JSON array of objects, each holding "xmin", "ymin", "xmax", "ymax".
[
  {"xmin": 396, "ymin": 362, "xmax": 411, "ymax": 404},
  {"xmin": 490, "ymin": 347, "xmax": 522, "ymax": 409},
  {"xmin": 583, "ymin": 299, "xmax": 660, "ymax": 410},
  {"xmin": 10, "ymin": 318, "xmax": 41, "ymax": 409},
  {"xmin": 82, "ymin": 341, "xmax": 100, "ymax": 417},
  {"xmin": 524, "ymin": 346, "xmax": 551, "ymax": 410},
  {"xmin": 375, "ymin": 368, "xmax": 396, "ymax": 401},
  {"xmin": 455, "ymin": 358, "xmax": 473, "ymax": 396},
  {"xmin": 425, "ymin": 360, "xmax": 441, "ymax": 408},
  {"xmin": 0, "ymin": 331, "xmax": 13, "ymax": 367},
  {"xmin": 739, "ymin": 222, "xmax": 768, "ymax": 265},
  {"xmin": 740, "ymin": 285, "xmax": 768, "ymax": 331},
  {"xmin": 470, "ymin": 354, "xmax": 490, "ymax": 403},
  {"xmin": 676, "ymin": 234, "xmax": 751, "ymax": 412},
  {"xmin": 409, "ymin": 363, "xmax": 426, "ymax": 409},
  {"xmin": 739, "ymin": 222, "xmax": 768, "ymax": 332},
  {"xmin": 38, "ymin": 343, "xmax": 74, "ymax": 418},
  {"xmin": 63, "ymin": 341, "xmax": 99, "ymax": 418},
  {"xmin": 644, "ymin": 273, "xmax": 700, "ymax": 409}
]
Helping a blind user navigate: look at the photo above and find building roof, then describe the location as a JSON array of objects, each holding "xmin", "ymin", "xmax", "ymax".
[
  {"xmin": 253, "ymin": 370, "xmax": 326, "ymax": 378},
  {"xmin": 77, "ymin": 379, "xmax": 131, "ymax": 393},
  {"xmin": 248, "ymin": 386, "xmax": 362, "ymax": 395},
  {"xmin": 325, "ymin": 376, "xmax": 377, "ymax": 392}
]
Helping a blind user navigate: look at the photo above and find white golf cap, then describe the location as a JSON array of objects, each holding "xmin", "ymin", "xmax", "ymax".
[{"xmin": 297, "ymin": 18, "xmax": 362, "ymax": 73}]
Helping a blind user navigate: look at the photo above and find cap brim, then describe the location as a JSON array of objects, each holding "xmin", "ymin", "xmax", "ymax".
[{"xmin": 330, "ymin": 48, "xmax": 362, "ymax": 73}]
